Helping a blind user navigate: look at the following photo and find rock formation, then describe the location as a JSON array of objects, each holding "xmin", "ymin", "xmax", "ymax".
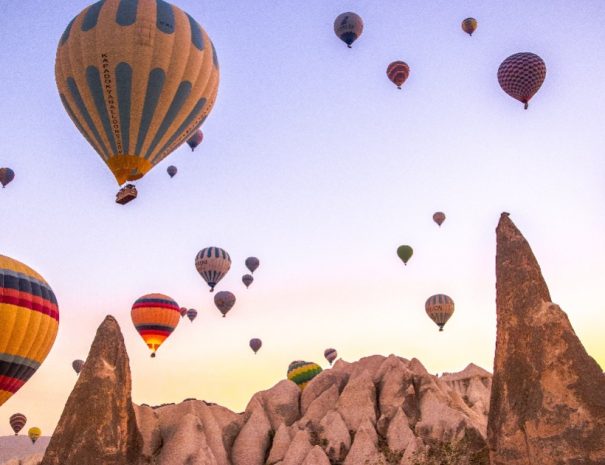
[
  {"xmin": 40, "ymin": 316, "xmax": 143, "ymax": 465},
  {"xmin": 488, "ymin": 213, "xmax": 605, "ymax": 464}
]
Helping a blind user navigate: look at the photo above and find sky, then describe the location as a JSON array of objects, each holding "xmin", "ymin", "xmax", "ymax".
[{"xmin": 1, "ymin": 0, "xmax": 605, "ymax": 436}]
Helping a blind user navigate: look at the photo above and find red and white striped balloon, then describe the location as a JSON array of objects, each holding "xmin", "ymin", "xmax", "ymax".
[{"xmin": 386, "ymin": 61, "xmax": 410, "ymax": 89}]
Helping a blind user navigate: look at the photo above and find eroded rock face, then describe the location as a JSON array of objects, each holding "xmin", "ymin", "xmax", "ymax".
[
  {"xmin": 488, "ymin": 213, "xmax": 605, "ymax": 465},
  {"xmin": 40, "ymin": 316, "xmax": 142, "ymax": 465}
]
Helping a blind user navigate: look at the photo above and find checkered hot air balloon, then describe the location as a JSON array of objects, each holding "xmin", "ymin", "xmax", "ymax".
[
  {"xmin": 9, "ymin": 413, "xmax": 27, "ymax": 435},
  {"xmin": 497, "ymin": 53, "xmax": 546, "ymax": 109},
  {"xmin": 195, "ymin": 247, "xmax": 231, "ymax": 292},
  {"xmin": 425, "ymin": 294, "xmax": 455, "ymax": 331},
  {"xmin": 334, "ymin": 12, "xmax": 363, "ymax": 48},
  {"xmin": 386, "ymin": 61, "xmax": 410, "ymax": 89},
  {"xmin": 461, "ymin": 18, "xmax": 477, "ymax": 36},
  {"xmin": 287, "ymin": 361, "xmax": 322, "ymax": 390},
  {"xmin": 131, "ymin": 293, "xmax": 180, "ymax": 357}
]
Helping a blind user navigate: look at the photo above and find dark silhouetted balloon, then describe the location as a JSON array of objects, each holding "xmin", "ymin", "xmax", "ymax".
[
  {"xmin": 245, "ymin": 257, "xmax": 260, "ymax": 274},
  {"xmin": 249, "ymin": 338, "xmax": 262, "ymax": 354},
  {"xmin": 397, "ymin": 245, "xmax": 413, "ymax": 266},
  {"xmin": 334, "ymin": 12, "xmax": 363, "ymax": 48},
  {"xmin": 167, "ymin": 165, "xmax": 177, "ymax": 178},
  {"xmin": 242, "ymin": 274, "xmax": 254, "ymax": 288},
  {"xmin": 214, "ymin": 291, "xmax": 236, "ymax": 317},
  {"xmin": 187, "ymin": 308, "xmax": 198, "ymax": 322},
  {"xmin": 433, "ymin": 212, "xmax": 446, "ymax": 227},
  {"xmin": 72, "ymin": 359, "xmax": 84, "ymax": 374},
  {"xmin": 0, "ymin": 168, "xmax": 15, "ymax": 188},
  {"xmin": 187, "ymin": 130, "xmax": 204, "ymax": 151}
]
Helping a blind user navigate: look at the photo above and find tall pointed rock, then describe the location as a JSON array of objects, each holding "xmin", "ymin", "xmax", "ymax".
[
  {"xmin": 40, "ymin": 316, "xmax": 143, "ymax": 465},
  {"xmin": 489, "ymin": 213, "xmax": 605, "ymax": 464}
]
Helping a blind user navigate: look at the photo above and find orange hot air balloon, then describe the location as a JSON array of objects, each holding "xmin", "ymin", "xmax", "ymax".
[
  {"xmin": 498, "ymin": 52, "xmax": 546, "ymax": 109},
  {"xmin": 131, "ymin": 293, "xmax": 180, "ymax": 357},
  {"xmin": 386, "ymin": 61, "xmax": 410, "ymax": 89}
]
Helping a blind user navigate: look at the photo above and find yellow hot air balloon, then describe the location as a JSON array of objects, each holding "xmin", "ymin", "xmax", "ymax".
[
  {"xmin": 28, "ymin": 427, "xmax": 41, "ymax": 444},
  {"xmin": 131, "ymin": 293, "xmax": 180, "ymax": 357},
  {"xmin": 0, "ymin": 255, "xmax": 59, "ymax": 407},
  {"xmin": 55, "ymin": 0, "xmax": 220, "ymax": 190},
  {"xmin": 461, "ymin": 18, "xmax": 477, "ymax": 36}
]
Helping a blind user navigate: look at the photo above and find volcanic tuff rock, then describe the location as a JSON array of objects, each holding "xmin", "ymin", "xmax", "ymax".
[{"xmin": 488, "ymin": 213, "xmax": 605, "ymax": 465}]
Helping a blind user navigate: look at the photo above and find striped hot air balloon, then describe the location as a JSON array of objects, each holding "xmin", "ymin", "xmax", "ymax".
[
  {"xmin": 187, "ymin": 129, "xmax": 203, "ymax": 151},
  {"xmin": 287, "ymin": 361, "xmax": 322, "ymax": 390},
  {"xmin": 0, "ymin": 255, "xmax": 59, "ymax": 407},
  {"xmin": 214, "ymin": 291, "xmax": 235, "ymax": 317},
  {"xmin": 497, "ymin": 53, "xmax": 546, "ymax": 109},
  {"xmin": 195, "ymin": 247, "xmax": 231, "ymax": 292},
  {"xmin": 249, "ymin": 338, "xmax": 262, "ymax": 354},
  {"xmin": 55, "ymin": 0, "xmax": 220, "ymax": 188},
  {"xmin": 131, "ymin": 293, "xmax": 180, "ymax": 357},
  {"xmin": 28, "ymin": 427, "xmax": 41, "ymax": 444},
  {"xmin": 72, "ymin": 359, "xmax": 85, "ymax": 374},
  {"xmin": 324, "ymin": 348, "xmax": 337, "ymax": 366},
  {"xmin": 0, "ymin": 168, "xmax": 15, "ymax": 188},
  {"xmin": 9, "ymin": 413, "xmax": 27, "ymax": 435},
  {"xmin": 386, "ymin": 61, "xmax": 410, "ymax": 89},
  {"xmin": 425, "ymin": 294, "xmax": 455, "ymax": 331},
  {"xmin": 334, "ymin": 12, "xmax": 363, "ymax": 48},
  {"xmin": 242, "ymin": 274, "xmax": 254, "ymax": 288},
  {"xmin": 186, "ymin": 308, "xmax": 197, "ymax": 322},
  {"xmin": 461, "ymin": 17, "xmax": 477, "ymax": 36}
]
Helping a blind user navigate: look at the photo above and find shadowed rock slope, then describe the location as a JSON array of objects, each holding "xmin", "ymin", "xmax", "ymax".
[{"xmin": 488, "ymin": 213, "xmax": 605, "ymax": 465}]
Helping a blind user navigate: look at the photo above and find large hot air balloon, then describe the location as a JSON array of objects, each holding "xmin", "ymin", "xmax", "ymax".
[
  {"xmin": 249, "ymin": 338, "xmax": 262, "ymax": 354},
  {"xmin": 187, "ymin": 129, "xmax": 203, "ymax": 151},
  {"xmin": 0, "ymin": 255, "xmax": 59, "ymax": 407},
  {"xmin": 245, "ymin": 257, "xmax": 259, "ymax": 274},
  {"xmin": 195, "ymin": 247, "xmax": 231, "ymax": 292},
  {"xmin": 72, "ymin": 359, "xmax": 84, "ymax": 374},
  {"xmin": 324, "ymin": 348, "xmax": 337, "ymax": 366},
  {"xmin": 55, "ymin": 0, "xmax": 220, "ymax": 199},
  {"xmin": 287, "ymin": 361, "xmax": 322, "ymax": 390},
  {"xmin": 167, "ymin": 165, "xmax": 177, "ymax": 178},
  {"xmin": 433, "ymin": 212, "xmax": 446, "ymax": 227},
  {"xmin": 0, "ymin": 168, "xmax": 15, "ymax": 188},
  {"xmin": 131, "ymin": 293, "xmax": 180, "ymax": 357},
  {"xmin": 396, "ymin": 245, "xmax": 413, "ymax": 266},
  {"xmin": 180, "ymin": 307, "xmax": 187, "ymax": 318},
  {"xmin": 9, "ymin": 413, "xmax": 26, "ymax": 435},
  {"xmin": 28, "ymin": 427, "xmax": 41, "ymax": 444},
  {"xmin": 425, "ymin": 294, "xmax": 455, "ymax": 331},
  {"xmin": 187, "ymin": 308, "xmax": 197, "ymax": 322},
  {"xmin": 498, "ymin": 52, "xmax": 546, "ymax": 109},
  {"xmin": 334, "ymin": 12, "xmax": 363, "ymax": 48},
  {"xmin": 214, "ymin": 291, "xmax": 235, "ymax": 317},
  {"xmin": 386, "ymin": 61, "xmax": 410, "ymax": 90},
  {"xmin": 461, "ymin": 18, "xmax": 477, "ymax": 36},
  {"xmin": 242, "ymin": 274, "xmax": 254, "ymax": 288}
]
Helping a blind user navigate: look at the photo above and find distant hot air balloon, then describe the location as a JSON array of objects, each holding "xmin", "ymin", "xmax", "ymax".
[
  {"xmin": 287, "ymin": 361, "xmax": 322, "ymax": 390},
  {"xmin": 167, "ymin": 166, "xmax": 177, "ymax": 178},
  {"xmin": 0, "ymin": 168, "xmax": 15, "ymax": 188},
  {"xmin": 131, "ymin": 293, "xmax": 180, "ymax": 357},
  {"xmin": 55, "ymin": 0, "xmax": 220, "ymax": 198},
  {"xmin": 498, "ymin": 52, "xmax": 546, "ymax": 109},
  {"xmin": 28, "ymin": 427, "xmax": 41, "ymax": 444},
  {"xmin": 187, "ymin": 130, "xmax": 204, "ymax": 151},
  {"xmin": 187, "ymin": 308, "xmax": 198, "ymax": 322},
  {"xmin": 0, "ymin": 255, "xmax": 59, "ymax": 407},
  {"xmin": 334, "ymin": 12, "xmax": 363, "ymax": 48},
  {"xmin": 9, "ymin": 414, "xmax": 26, "ymax": 435},
  {"xmin": 242, "ymin": 274, "xmax": 254, "ymax": 288},
  {"xmin": 245, "ymin": 257, "xmax": 260, "ymax": 274},
  {"xmin": 324, "ymin": 348, "xmax": 338, "ymax": 366},
  {"xmin": 214, "ymin": 291, "xmax": 236, "ymax": 317},
  {"xmin": 195, "ymin": 247, "xmax": 231, "ymax": 292},
  {"xmin": 386, "ymin": 61, "xmax": 410, "ymax": 89},
  {"xmin": 72, "ymin": 359, "xmax": 84, "ymax": 374},
  {"xmin": 425, "ymin": 294, "xmax": 455, "ymax": 331},
  {"xmin": 249, "ymin": 338, "xmax": 262, "ymax": 354},
  {"xmin": 396, "ymin": 245, "xmax": 414, "ymax": 266},
  {"xmin": 461, "ymin": 18, "xmax": 477, "ymax": 36},
  {"xmin": 433, "ymin": 212, "xmax": 446, "ymax": 227},
  {"xmin": 180, "ymin": 307, "xmax": 188, "ymax": 318}
]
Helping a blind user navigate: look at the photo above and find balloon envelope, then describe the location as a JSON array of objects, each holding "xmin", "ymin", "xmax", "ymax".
[
  {"xmin": 0, "ymin": 167, "xmax": 15, "ymax": 188},
  {"xmin": 0, "ymin": 255, "xmax": 59, "ymax": 407},
  {"xmin": 195, "ymin": 247, "xmax": 231, "ymax": 292},
  {"xmin": 55, "ymin": 0, "xmax": 220, "ymax": 185},
  {"xmin": 167, "ymin": 165, "xmax": 177, "ymax": 178},
  {"xmin": 425, "ymin": 294, "xmax": 455, "ymax": 331},
  {"xmin": 287, "ymin": 361, "xmax": 322, "ymax": 390},
  {"xmin": 386, "ymin": 61, "xmax": 410, "ymax": 89},
  {"xmin": 249, "ymin": 338, "xmax": 262, "ymax": 354},
  {"xmin": 131, "ymin": 293, "xmax": 180, "ymax": 357},
  {"xmin": 214, "ymin": 291, "xmax": 236, "ymax": 317},
  {"xmin": 498, "ymin": 52, "xmax": 546, "ymax": 109},
  {"xmin": 461, "ymin": 17, "xmax": 477, "ymax": 36},
  {"xmin": 72, "ymin": 359, "xmax": 85, "ymax": 374},
  {"xmin": 180, "ymin": 307, "xmax": 188, "ymax": 318},
  {"xmin": 187, "ymin": 129, "xmax": 203, "ymax": 151},
  {"xmin": 334, "ymin": 12, "xmax": 363, "ymax": 48},
  {"xmin": 245, "ymin": 257, "xmax": 260, "ymax": 274},
  {"xmin": 324, "ymin": 348, "xmax": 338, "ymax": 365},
  {"xmin": 187, "ymin": 308, "xmax": 198, "ymax": 322},
  {"xmin": 242, "ymin": 274, "xmax": 254, "ymax": 288},
  {"xmin": 9, "ymin": 413, "xmax": 26, "ymax": 435},
  {"xmin": 396, "ymin": 245, "xmax": 413, "ymax": 265},
  {"xmin": 433, "ymin": 212, "xmax": 446, "ymax": 226},
  {"xmin": 28, "ymin": 427, "xmax": 41, "ymax": 444}
]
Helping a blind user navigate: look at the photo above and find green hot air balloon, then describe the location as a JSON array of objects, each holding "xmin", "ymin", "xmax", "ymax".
[{"xmin": 396, "ymin": 245, "xmax": 413, "ymax": 266}]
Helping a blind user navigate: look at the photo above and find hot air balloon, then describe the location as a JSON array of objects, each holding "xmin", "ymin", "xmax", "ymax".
[
  {"xmin": 396, "ymin": 245, "xmax": 413, "ymax": 266},
  {"xmin": 386, "ymin": 61, "xmax": 410, "ymax": 89},
  {"xmin": 249, "ymin": 338, "xmax": 262, "ymax": 354},
  {"xmin": 245, "ymin": 257, "xmax": 260, "ymax": 274},
  {"xmin": 0, "ymin": 255, "xmax": 59, "ymax": 407},
  {"xmin": 433, "ymin": 212, "xmax": 446, "ymax": 227},
  {"xmin": 180, "ymin": 307, "xmax": 188, "ymax": 318},
  {"xmin": 0, "ymin": 168, "xmax": 15, "ymax": 188},
  {"xmin": 497, "ymin": 53, "xmax": 546, "ymax": 109},
  {"xmin": 187, "ymin": 129, "xmax": 203, "ymax": 151},
  {"xmin": 461, "ymin": 18, "xmax": 477, "ymax": 36},
  {"xmin": 72, "ymin": 359, "xmax": 84, "ymax": 374},
  {"xmin": 425, "ymin": 294, "xmax": 455, "ymax": 331},
  {"xmin": 214, "ymin": 291, "xmax": 236, "ymax": 317},
  {"xmin": 167, "ymin": 165, "xmax": 177, "ymax": 178},
  {"xmin": 287, "ymin": 361, "xmax": 322, "ymax": 390},
  {"xmin": 55, "ymin": 0, "xmax": 220, "ymax": 202},
  {"xmin": 28, "ymin": 427, "xmax": 41, "ymax": 444},
  {"xmin": 324, "ymin": 348, "xmax": 337, "ymax": 366},
  {"xmin": 131, "ymin": 293, "xmax": 180, "ymax": 357},
  {"xmin": 242, "ymin": 274, "xmax": 254, "ymax": 288},
  {"xmin": 9, "ymin": 414, "xmax": 26, "ymax": 435},
  {"xmin": 187, "ymin": 308, "xmax": 197, "ymax": 322},
  {"xmin": 334, "ymin": 12, "xmax": 363, "ymax": 48},
  {"xmin": 195, "ymin": 247, "xmax": 231, "ymax": 292}
]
